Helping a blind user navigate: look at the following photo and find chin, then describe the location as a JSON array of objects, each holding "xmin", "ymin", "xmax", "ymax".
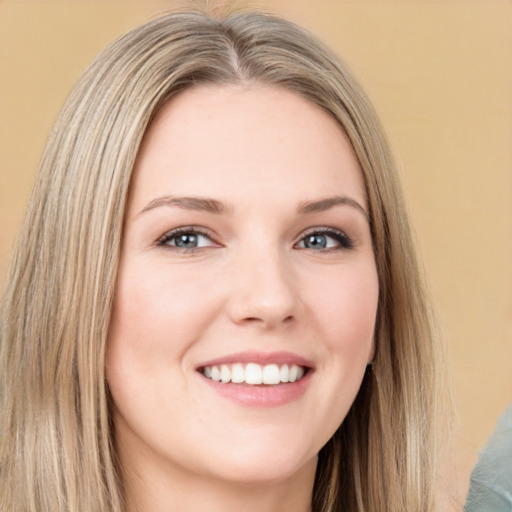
[
  {"xmin": 204, "ymin": 452, "xmax": 317, "ymax": 487},
  {"xmin": 193, "ymin": 434, "xmax": 318, "ymax": 486}
]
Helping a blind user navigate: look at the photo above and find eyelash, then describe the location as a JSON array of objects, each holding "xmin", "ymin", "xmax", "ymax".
[
  {"xmin": 156, "ymin": 226, "xmax": 354, "ymax": 252},
  {"xmin": 298, "ymin": 227, "xmax": 354, "ymax": 251},
  {"xmin": 156, "ymin": 226, "xmax": 215, "ymax": 252}
]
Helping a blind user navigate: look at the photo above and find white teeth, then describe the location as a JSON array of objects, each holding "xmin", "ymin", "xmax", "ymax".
[
  {"xmin": 245, "ymin": 363, "xmax": 263, "ymax": 385},
  {"xmin": 279, "ymin": 364, "xmax": 289, "ymax": 383},
  {"xmin": 262, "ymin": 364, "xmax": 280, "ymax": 385},
  {"xmin": 211, "ymin": 366, "xmax": 221, "ymax": 382},
  {"xmin": 201, "ymin": 363, "xmax": 307, "ymax": 385},
  {"xmin": 231, "ymin": 363, "xmax": 244, "ymax": 383},
  {"xmin": 220, "ymin": 364, "xmax": 231, "ymax": 383}
]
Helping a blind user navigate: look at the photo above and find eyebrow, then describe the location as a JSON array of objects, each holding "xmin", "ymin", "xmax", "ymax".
[
  {"xmin": 139, "ymin": 194, "xmax": 369, "ymax": 221},
  {"xmin": 297, "ymin": 196, "xmax": 370, "ymax": 221},
  {"xmin": 139, "ymin": 196, "xmax": 230, "ymax": 216}
]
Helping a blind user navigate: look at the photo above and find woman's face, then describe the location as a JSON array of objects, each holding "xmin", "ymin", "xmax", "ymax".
[{"xmin": 107, "ymin": 85, "xmax": 378, "ymax": 488}]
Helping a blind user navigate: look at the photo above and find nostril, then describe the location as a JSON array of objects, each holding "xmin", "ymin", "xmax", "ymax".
[{"xmin": 242, "ymin": 315, "xmax": 294, "ymax": 325}]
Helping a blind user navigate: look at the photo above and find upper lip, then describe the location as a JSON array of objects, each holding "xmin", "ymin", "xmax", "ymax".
[{"xmin": 195, "ymin": 351, "xmax": 315, "ymax": 370}]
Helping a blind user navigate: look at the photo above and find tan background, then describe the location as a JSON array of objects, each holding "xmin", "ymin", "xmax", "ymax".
[{"xmin": 1, "ymin": 1, "xmax": 511, "ymax": 509}]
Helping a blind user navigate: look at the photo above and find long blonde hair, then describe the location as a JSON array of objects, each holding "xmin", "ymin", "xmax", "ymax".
[{"xmin": 0, "ymin": 9, "xmax": 443, "ymax": 512}]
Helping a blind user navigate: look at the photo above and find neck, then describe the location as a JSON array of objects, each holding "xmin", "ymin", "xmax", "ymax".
[{"xmin": 121, "ymin": 454, "xmax": 317, "ymax": 512}]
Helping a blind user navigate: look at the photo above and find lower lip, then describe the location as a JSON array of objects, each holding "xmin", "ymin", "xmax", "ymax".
[{"xmin": 199, "ymin": 371, "xmax": 313, "ymax": 407}]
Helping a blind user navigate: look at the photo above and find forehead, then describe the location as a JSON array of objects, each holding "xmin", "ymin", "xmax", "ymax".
[{"xmin": 129, "ymin": 84, "xmax": 366, "ymax": 212}]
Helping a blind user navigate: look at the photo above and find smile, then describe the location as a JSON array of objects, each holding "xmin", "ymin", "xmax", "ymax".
[
  {"xmin": 200, "ymin": 363, "xmax": 306, "ymax": 385},
  {"xmin": 196, "ymin": 351, "xmax": 314, "ymax": 406}
]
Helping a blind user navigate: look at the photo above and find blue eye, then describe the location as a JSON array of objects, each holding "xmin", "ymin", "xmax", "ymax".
[
  {"xmin": 158, "ymin": 228, "xmax": 215, "ymax": 250},
  {"xmin": 157, "ymin": 227, "xmax": 353, "ymax": 252},
  {"xmin": 296, "ymin": 229, "xmax": 353, "ymax": 250}
]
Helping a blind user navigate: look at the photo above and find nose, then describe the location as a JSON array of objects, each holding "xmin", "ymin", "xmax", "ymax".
[{"xmin": 226, "ymin": 245, "xmax": 301, "ymax": 329}]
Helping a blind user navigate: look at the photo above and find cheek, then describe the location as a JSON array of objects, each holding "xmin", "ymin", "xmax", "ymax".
[
  {"xmin": 110, "ymin": 262, "xmax": 217, "ymax": 346},
  {"xmin": 293, "ymin": 262, "xmax": 378, "ymax": 447},
  {"xmin": 304, "ymin": 262, "xmax": 378, "ymax": 359},
  {"xmin": 106, "ymin": 262, "xmax": 221, "ymax": 390},
  {"xmin": 102, "ymin": 261, "xmax": 220, "ymax": 412}
]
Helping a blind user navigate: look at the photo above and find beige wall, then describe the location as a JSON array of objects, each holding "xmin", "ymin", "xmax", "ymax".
[{"xmin": 1, "ymin": 1, "xmax": 511, "ymax": 508}]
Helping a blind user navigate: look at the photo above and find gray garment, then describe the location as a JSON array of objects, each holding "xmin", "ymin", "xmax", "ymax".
[{"xmin": 465, "ymin": 403, "xmax": 512, "ymax": 512}]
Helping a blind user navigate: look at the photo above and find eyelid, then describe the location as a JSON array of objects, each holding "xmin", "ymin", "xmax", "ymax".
[
  {"xmin": 155, "ymin": 226, "xmax": 219, "ymax": 249},
  {"xmin": 295, "ymin": 227, "xmax": 354, "ymax": 250},
  {"xmin": 154, "ymin": 225, "xmax": 354, "ymax": 252}
]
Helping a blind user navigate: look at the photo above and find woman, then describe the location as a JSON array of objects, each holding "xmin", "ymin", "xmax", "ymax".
[{"xmin": 0, "ymin": 9, "xmax": 443, "ymax": 512}]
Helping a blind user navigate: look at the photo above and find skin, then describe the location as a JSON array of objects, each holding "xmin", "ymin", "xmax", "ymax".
[{"xmin": 106, "ymin": 84, "xmax": 379, "ymax": 512}]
